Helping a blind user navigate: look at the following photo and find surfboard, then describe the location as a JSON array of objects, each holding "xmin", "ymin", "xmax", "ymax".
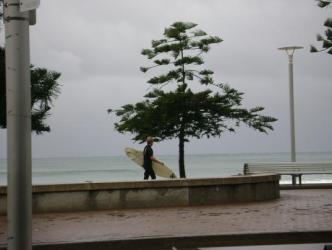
[{"xmin": 125, "ymin": 147, "xmax": 177, "ymax": 179}]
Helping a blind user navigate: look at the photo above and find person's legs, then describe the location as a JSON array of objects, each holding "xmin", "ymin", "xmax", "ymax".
[
  {"xmin": 144, "ymin": 166, "xmax": 155, "ymax": 180},
  {"xmin": 144, "ymin": 168, "xmax": 149, "ymax": 180},
  {"xmin": 151, "ymin": 169, "xmax": 156, "ymax": 179}
]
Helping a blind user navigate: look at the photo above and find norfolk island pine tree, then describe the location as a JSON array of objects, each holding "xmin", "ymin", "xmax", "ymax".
[
  {"xmin": 110, "ymin": 22, "xmax": 277, "ymax": 178},
  {"xmin": 310, "ymin": 0, "xmax": 332, "ymax": 55}
]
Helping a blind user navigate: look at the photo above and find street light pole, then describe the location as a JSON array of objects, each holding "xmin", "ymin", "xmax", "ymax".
[
  {"xmin": 4, "ymin": 0, "xmax": 38, "ymax": 249},
  {"xmin": 278, "ymin": 46, "xmax": 303, "ymax": 162}
]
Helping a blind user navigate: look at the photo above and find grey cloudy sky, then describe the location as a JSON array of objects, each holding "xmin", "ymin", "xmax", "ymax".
[{"xmin": 0, "ymin": 0, "xmax": 331, "ymax": 158}]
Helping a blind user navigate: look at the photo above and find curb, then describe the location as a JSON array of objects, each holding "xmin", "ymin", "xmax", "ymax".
[{"xmin": 1, "ymin": 231, "xmax": 331, "ymax": 250}]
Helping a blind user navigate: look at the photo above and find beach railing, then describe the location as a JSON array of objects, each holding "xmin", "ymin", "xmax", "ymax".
[{"xmin": 244, "ymin": 162, "xmax": 332, "ymax": 185}]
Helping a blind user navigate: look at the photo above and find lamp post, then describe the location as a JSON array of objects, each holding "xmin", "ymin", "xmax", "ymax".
[
  {"xmin": 278, "ymin": 46, "xmax": 303, "ymax": 162},
  {"xmin": 4, "ymin": 0, "xmax": 39, "ymax": 249}
]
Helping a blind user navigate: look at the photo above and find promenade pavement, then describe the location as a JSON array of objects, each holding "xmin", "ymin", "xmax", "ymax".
[{"xmin": 0, "ymin": 189, "xmax": 332, "ymax": 249}]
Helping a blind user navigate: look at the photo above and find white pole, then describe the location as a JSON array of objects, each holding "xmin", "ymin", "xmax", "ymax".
[
  {"xmin": 278, "ymin": 46, "xmax": 302, "ymax": 163},
  {"xmin": 288, "ymin": 54, "xmax": 296, "ymax": 162},
  {"xmin": 4, "ymin": 0, "xmax": 32, "ymax": 249}
]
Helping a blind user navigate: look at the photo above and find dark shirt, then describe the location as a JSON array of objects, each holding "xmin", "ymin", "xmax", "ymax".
[{"xmin": 143, "ymin": 145, "xmax": 153, "ymax": 169}]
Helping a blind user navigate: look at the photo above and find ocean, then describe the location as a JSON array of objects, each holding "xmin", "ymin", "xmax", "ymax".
[{"xmin": 0, "ymin": 151, "xmax": 332, "ymax": 185}]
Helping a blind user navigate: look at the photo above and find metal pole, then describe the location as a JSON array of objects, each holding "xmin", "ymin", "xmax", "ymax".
[
  {"xmin": 279, "ymin": 46, "xmax": 302, "ymax": 163},
  {"xmin": 4, "ymin": 0, "xmax": 32, "ymax": 249},
  {"xmin": 288, "ymin": 54, "xmax": 296, "ymax": 162}
]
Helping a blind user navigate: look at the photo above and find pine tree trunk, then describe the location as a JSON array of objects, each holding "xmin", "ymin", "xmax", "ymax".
[
  {"xmin": 178, "ymin": 130, "xmax": 186, "ymax": 178},
  {"xmin": 178, "ymin": 45, "xmax": 186, "ymax": 178}
]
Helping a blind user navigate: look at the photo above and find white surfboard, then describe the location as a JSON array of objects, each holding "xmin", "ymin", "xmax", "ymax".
[{"xmin": 125, "ymin": 147, "xmax": 177, "ymax": 179}]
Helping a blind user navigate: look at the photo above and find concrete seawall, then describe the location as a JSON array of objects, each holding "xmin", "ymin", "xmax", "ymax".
[{"xmin": 0, "ymin": 174, "xmax": 280, "ymax": 214}]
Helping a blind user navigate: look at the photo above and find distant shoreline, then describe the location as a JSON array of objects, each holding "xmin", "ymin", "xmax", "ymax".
[{"xmin": 1, "ymin": 150, "xmax": 332, "ymax": 160}]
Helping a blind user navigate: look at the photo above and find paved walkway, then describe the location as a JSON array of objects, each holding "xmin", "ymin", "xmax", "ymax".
[{"xmin": 0, "ymin": 189, "xmax": 332, "ymax": 249}]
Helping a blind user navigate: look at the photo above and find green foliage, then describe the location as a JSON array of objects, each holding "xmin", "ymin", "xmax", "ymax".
[
  {"xmin": 110, "ymin": 22, "xmax": 277, "ymax": 178},
  {"xmin": 311, "ymin": 1, "xmax": 332, "ymax": 55},
  {"xmin": 0, "ymin": 47, "xmax": 61, "ymax": 134},
  {"xmin": 114, "ymin": 87, "xmax": 276, "ymax": 141},
  {"xmin": 0, "ymin": 2, "xmax": 3, "ymax": 20},
  {"xmin": 140, "ymin": 21, "xmax": 223, "ymax": 82},
  {"xmin": 317, "ymin": 0, "xmax": 332, "ymax": 7}
]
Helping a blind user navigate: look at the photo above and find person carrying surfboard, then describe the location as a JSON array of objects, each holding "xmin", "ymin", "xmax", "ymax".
[{"xmin": 143, "ymin": 136, "xmax": 164, "ymax": 180}]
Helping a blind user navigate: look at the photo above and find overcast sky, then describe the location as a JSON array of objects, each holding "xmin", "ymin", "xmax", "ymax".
[{"xmin": 0, "ymin": 0, "xmax": 331, "ymax": 158}]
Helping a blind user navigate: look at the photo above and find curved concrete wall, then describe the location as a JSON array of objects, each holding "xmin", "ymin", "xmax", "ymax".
[{"xmin": 0, "ymin": 174, "xmax": 280, "ymax": 214}]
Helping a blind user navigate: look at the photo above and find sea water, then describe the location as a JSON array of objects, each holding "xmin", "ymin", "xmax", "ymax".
[{"xmin": 0, "ymin": 152, "xmax": 332, "ymax": 185}]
